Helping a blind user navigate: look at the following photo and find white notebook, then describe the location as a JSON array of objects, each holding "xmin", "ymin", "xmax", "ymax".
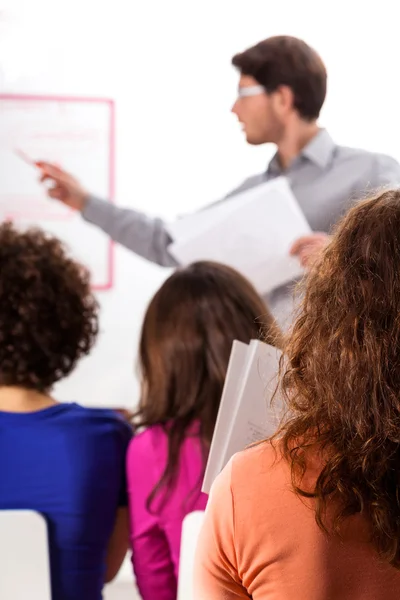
[
  {"xmin": 167, "ymin": 177, "xmax": 311, "ymax": 294},
  {"xmin": 202, "ymin": 339, "xmax": 283, "ymax": 494}
]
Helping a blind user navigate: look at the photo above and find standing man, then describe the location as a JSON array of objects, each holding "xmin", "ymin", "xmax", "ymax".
[{"xmin": 39, "ymin": 35, "xmax": 400, "ymax": 327}]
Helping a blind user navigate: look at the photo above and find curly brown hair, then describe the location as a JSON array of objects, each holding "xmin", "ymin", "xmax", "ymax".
[
  {"xmin": 278, "ymin": 189, "xmax": 400, "ymax": 567},
  {"xmin": 0, "ymin": 223, "xmax": 98, "ymax": 392}
]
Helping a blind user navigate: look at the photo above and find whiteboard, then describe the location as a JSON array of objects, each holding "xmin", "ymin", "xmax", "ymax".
[{"xmin": 0, "ymin": 94, "xmax": 115, "ymax": 290}]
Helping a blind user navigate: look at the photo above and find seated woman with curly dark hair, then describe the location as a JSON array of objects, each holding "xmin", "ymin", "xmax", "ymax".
[
  {"xmin": 195, "ymin": 190, "xmax": 400, "ymax": 599},
  {"xmin": 0, "ymin": 223, "xmax": 131, "ymax": 600}
]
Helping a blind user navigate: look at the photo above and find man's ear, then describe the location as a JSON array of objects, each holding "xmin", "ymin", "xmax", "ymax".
[{"xmin": 272, "ymin": 85, "xmax": 295, "ymax": 115}]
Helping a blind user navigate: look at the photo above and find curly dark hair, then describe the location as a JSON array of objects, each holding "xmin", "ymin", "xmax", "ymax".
[
  {"xmin": 0, "ymin": 223, "xmax": 98, "ymax": 391},
  {"xmin": 277, "ymin": 189, "xmax": 400, "ymax": 568}
]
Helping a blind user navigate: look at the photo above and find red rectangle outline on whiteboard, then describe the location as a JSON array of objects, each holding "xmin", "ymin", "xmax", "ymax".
[{"xmin": 0, "ymin": 93, "xmax": 115, "ymax": 292}]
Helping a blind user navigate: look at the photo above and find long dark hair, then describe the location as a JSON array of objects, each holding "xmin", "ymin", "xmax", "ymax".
[
  {"xmin": 277, "ymin": 190, "xmax": 400, "ymax": 567},
  {"xmin": 135, "ymin": 261, "xmax": 281, "ymax": 508}
]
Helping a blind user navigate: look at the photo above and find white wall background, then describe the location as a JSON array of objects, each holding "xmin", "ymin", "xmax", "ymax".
[{"xmin": 0, "ymin": 0, "xmax": 399, "ymax": 409}]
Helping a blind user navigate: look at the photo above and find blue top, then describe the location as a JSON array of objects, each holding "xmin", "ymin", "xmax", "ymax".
[{"xmin": 0, "ymin": 403, "xmax": 132, "ymax": 600}]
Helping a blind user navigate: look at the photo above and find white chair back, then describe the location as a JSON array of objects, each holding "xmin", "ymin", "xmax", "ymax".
[
  {"xmin": 0, "ymin": 510, "xmax": 52, "ymax": 600},
  {"xmin": 177, "ymin": 510, "xmax": 205, "ymax": 600}
]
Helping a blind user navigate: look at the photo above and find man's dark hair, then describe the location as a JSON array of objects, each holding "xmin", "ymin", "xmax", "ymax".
[{"xmin": 232, "ymin": 36, "xmax": 327, "ymax": 121}]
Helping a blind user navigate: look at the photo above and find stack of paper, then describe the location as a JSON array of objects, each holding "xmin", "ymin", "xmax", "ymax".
[
  {"xmin": 166, "ymin": 177, "xmax": 311, "ymax": 295},
  {"xmin": 202, "ymin": 339, "xmax": 283, "ymax": 494}
]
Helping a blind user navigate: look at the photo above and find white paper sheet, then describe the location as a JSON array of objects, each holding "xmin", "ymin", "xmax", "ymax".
[
  {"xmin": 167, "ymin": 178, "xmax": 311, "ymax": 294},
  {"xmin": 202, "ymin": 340, "xmax": 249, "ymax": 495},
  {"xmin": 220, "ymin": 341, "xmax": 282, "ymax": 474},
  {"xmin": 202, "ymin": 340, "xmax": 282, "ymax": 494},
  {"xmin": 166, "ymin": 177, "xmax": 291, "ymax": 242}
]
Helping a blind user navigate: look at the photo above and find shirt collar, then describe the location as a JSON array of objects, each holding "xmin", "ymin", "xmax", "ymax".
[
  {"xmin": 267, "ymin": 129, "xmax": 336, "ymax": 174},
  {"xmin": 301, "ymin": 129, "xmax": 336, "ymax": 168}
]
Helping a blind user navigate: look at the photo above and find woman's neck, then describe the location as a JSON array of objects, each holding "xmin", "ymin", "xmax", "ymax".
[{"xmin": 0, "ymin": 386, "xmax": 57, "ymax": 413}]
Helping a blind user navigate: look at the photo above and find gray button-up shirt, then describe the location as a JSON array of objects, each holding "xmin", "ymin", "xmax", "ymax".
[{"xmin": 83, "ymin": 130, "xmax": 400, "ymax": 328}]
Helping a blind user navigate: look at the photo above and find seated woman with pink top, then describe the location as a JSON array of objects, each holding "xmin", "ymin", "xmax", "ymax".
[
  {"xmin": 195, "ymin": 190, "xmax": 400, "ymax": 599},
  {"xmin": 125, "ymin": 261, "xmax": 281, "ymax": 600}
]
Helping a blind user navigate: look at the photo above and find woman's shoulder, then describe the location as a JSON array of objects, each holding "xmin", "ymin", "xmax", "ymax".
[
  {"xmin": 230, "ymin": 441, "xmax": 286, "ymax": 490},
  {"xmin": 127, "ymin": 424, "xmax": 167, "ymax": 458},
  {"xmin": 69, "ymin": 403, "xmax": 126, "ymax": 423},
  {"xmin": 127, "ymin": 421, "xmax": 203, "ymax": 457},
  {"xmin": 64, "ymin": 404, "xmax": 132, "ymax": 442},
  {"xmin": 126, "ymin": 425, "xmax": 171, "ymax": 484}
]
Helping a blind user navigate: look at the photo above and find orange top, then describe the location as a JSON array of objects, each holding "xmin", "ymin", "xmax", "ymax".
[{"xmin": 194, "ymin": 442, "xmax": 400, "ymax": 599}]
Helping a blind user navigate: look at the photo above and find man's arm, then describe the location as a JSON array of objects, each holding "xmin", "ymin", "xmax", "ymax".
[
  {"xmin": 290, "ymin": 154, "xmax": 400, "ymax": 269},
  {"xmin": 38, "ymin": 162, "xmax": 178, "ymax": 268},
  {"xmin": 372, "ymin": 154, "xmax": 400, "ymax": 189},
  {"xmin": 83, "ymin": 197, "xmax": 177, "ymax": 267}
]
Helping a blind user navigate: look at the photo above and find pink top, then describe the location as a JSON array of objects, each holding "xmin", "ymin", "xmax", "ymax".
[{"xmin": 126, "ymin": 423, "xmax": 208, "ymax": 600}]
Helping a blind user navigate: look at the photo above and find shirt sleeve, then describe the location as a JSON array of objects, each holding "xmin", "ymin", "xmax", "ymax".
[
  {"xmin": 373, "ymin": 154, "xmax": 400, "ymax": 188},
  {"xmin": 126, "ymin": 433, "xmax": 177, "ymax": 600},
  {"xmin": 82, "ymin": 196, "xmax": 178, "ymax": 267},
  {"xmin": 194, "ymin": 459, "xmax": 250, "ymax": 599}
]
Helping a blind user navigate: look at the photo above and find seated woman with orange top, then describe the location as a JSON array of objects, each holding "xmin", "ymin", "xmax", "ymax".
[
  {"xmin": 195, "ymin": 190, "xmax": 400, "ymax": 599},
  {"xmin": 126, "ymin": 261, "xmax": 281, "ymax": 600},
  {"xmin": 0, "ymin": 224, "xmax": 131, "ymax": 600}
]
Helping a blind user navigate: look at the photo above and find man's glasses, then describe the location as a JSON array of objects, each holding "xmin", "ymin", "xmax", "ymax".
[{"xmin": 237, "ymin": 85, "xmax": 265, "ymax": 98}]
